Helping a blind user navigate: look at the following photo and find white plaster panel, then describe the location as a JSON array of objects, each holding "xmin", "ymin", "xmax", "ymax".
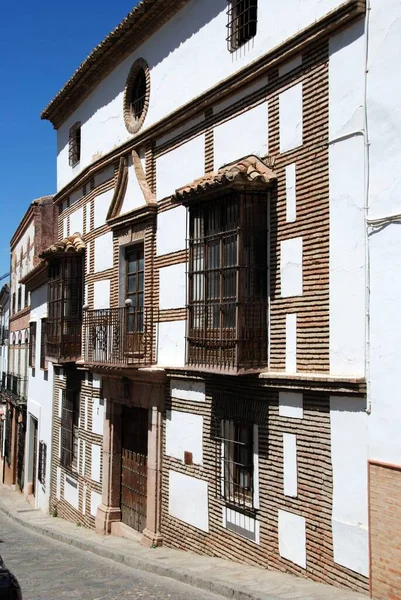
[
  {"xmin": 58, "ymin": 389, "xmax": 63, "ymax": 418},
  {"xmin": 330, "ymin": 396, "xmax": 368, "ymax": 576},
  {"xmin": 82, "ymin": 485, "xmax": 87, "ymax": 516},
  {"xmin": 70, "ymin": 206, "xmax": 83, "ymax": 235},
  {"xmin": 85, "ymin": 284, "xmax": 88, "ymax": 306},
  {"xmin": 157, "ymin": 320, "xmax": 186, "ymax": 367},
  {"xmin": 165, "ymin": 410, "xmax": 203, "ymax": 465},
  {"xmin": 93, "ymin": 374, "xmax": 102, "ymax": 389},
  {"xmin": 92, "ymin": 398, "xmax": 105, "ymax": 436},
  {"xmin": 286, "ymin": 314, "xmax": 297, "ymax": 373},
  {"xmin": 94, "ymin": 188, "xmax": 113, "ymax": 229},
  {"xmin": 213, "ymin": 102, "xmax": 268, "ymax": 169},
  {"xmin": 329, "ymin": 21, "xmax": 365, "ymax": 142},
  {"xmin": 332, "ymin": 519, "xmax": 369, "ymax": 577},
  {"xmin": 84, "ymin": 397, "xmax": 89, "ymax": 430},
  {"xmin": 278, "ymin": 510, "xmax": 306, "ymax": 568},
  {"xmin": 95, "ymin": 165, "xmax": 114, "ymax": 187},
  {"xmin": 86, "ymin": 241, "xmax": 91, "ymax": 274},
  {"xmin": 91, "ymin": 444, "xmax": 101, "ymax": 483},
  {"xmin": 279, "ymin": 392, "xmax": 303, "ymax": 419},
  {"xmin": 170, "ymin": 379, "xmax": 205, "ymax": 402},
  {"xmin": 169, "ymin": 470, "xmax": 209, "ymax": 532},
  {"xmin": 94, "ymin": 232, "xmax": 113, "ymax": 273},
  {"xmin": 62, "ymin": 218, "xmax": 68, "ymax": 239},
  {"xmin": 70, "ymin": 189, "xmax": 82, "ymax": 205},
  {"xmin": 159, "ymin": 263, "xmax": 186, "ymax": 310},
  {"xmin": 329, "ymin": 136, "xmax": 365, "ymax": 376},
  {"xmin": 280, "ymin": 237, "xmax": 303, "ymax": 297},
  {"xmin": 156, "ymin": 206, "xmax": 187, "ymax": 256},
  {"xmin": 214, "ymin": 77, "xmax": 268, "ymax": 114},
  {"xmin": 279, "ymin": 84, "xmax": 303, "ymax": 153},
  {"xmin": 81, "ymin": 440, "xmax": 86, "ymax": 476},
  {"xmin": 93, "ymin": 280, "xmax": 111, "ymax": 310},
  {"xmin": 121, "ymin": 154, "xmax": 146, "ymax": 215},
  {"xmin": 56, "ymin": 467, "xmax": 61, "ymax": 500},
  {"xmin": 279, "ymin": 55, "xmax": 302, "ymax": 77},
  {"xmin": 90, "ymin": 491, "xmax": 102, "ymax": 517},
  {"xmin": 156, "ymin": 136, "xmax": 204, "ymax": 200},
  {"xmin": 64, "ymin": 475, "xmax": 79, "ymax": 509},
  {"xmin": 85, "ymin": 202, "xmax": 92, "ymax": 233},
  {"xmin": 285, "ymin": 164, "xmax": 296, "ymax": 223},
  {"xmin": 156, "ymin": 115, "xmax": 205, "ymax": 147},
  {"xmin": 283, "ymin": 433, "xmax": 297, "ymax": 497}
]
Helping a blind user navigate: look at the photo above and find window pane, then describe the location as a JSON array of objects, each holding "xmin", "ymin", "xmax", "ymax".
[{"xmin": 128, "ymin": 276, "xmax": 136, "ymax": 293}]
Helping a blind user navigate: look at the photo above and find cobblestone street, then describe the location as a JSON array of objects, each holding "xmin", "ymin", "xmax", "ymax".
[{"xmin": 0, "ymin": 511, "xmax": 223, "ymax": 600}]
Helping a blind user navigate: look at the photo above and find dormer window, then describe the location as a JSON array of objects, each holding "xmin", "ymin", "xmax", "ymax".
[
  {"xmin": 69, "ymin": 121, "xmax": 81, "ymax": 167},
  {"xmin": 227, "ymin": 0, "xmax": 258, "ymax": 51}
]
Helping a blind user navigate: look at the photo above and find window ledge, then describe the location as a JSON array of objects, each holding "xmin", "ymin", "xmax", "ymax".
[{"xmin": 258, "ymin": 371, "xmax": 366, "ymax": 395}]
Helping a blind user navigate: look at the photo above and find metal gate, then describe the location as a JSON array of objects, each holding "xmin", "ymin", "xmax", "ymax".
[
  {"xmin": 17, "ymin": 413, "xmax": 26, "ymax": 492},
  {"xmin": 120, "ymin": 406, "xmax": 148, "ymax": 532}
]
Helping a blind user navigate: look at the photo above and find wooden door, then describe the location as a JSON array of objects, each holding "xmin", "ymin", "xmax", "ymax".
[
  {"xmin": 32, "ymin": 419, "xmax": 38, "ymax": 496},
  {"xmin": 120, "ymin": 406, "xmax": 148, "ymax": 532}
]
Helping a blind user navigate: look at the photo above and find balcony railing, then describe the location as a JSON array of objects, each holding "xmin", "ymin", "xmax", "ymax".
[
  {"xmin": 1, "ymin": 372, "xmax": 28, "ymax": 402},
  {"xmin": 46, "ymin": 319, "xmax": 82, "ymax": 363},
  {"xmin": 84, "ymin": 307, "xmax": 153, "ymax": 368}
]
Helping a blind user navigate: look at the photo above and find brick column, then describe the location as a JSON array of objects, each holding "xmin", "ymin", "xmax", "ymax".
[
  {"xmin": 141, "ymin": 386, "xmax": 164, "ymax": 547},
  {"xmin": 95, "ymin": 399, "xmax": 122, "ymax": 534}
]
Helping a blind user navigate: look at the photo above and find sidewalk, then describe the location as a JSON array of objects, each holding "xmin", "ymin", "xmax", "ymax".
[{"xmin": 0, "ymin": 485, "xmax": 366, "ymax": 600}]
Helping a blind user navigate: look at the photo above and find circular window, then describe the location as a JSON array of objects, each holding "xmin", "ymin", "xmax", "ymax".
[{"xmin": 124, "ymin": 58, "xmax": 150, "ymax": 134}]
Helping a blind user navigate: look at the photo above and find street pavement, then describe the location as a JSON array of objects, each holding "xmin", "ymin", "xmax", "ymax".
[{"xmin": 0, "ymin": 510, "xmax": 223, "ymax": 600}]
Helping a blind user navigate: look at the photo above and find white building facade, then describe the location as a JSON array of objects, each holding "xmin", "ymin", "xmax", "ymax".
[{"xmin": 39, "ymin": 1, "xmax": 401, "ymax": 597}]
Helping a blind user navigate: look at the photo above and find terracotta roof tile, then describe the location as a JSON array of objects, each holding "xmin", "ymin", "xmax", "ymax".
[
  {"xmin": 39, "ymin": 233, "xmax": 86, "ymax": 259},
  {"xmin": 172, "ymin": 155, "xmax": 277, "ymax": 202}
]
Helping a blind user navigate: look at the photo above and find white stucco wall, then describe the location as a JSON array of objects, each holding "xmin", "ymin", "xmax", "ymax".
[
  {"xmin": 159, "ymin": 263, "xmax": 186, "ymax": 310},
  {"xmin": 26, "ymin": 283, "xmax": 54, "ymax": 513},
  {"xmin": 94, "ymin": 189, "xmax": 114, "ymax": 230},
  {"xmin": 280, "ymin": 237, "xmax": 303, "ymax": 298},
  {"xmin": 278, "ymin": 510, "xmax": 306, "ymax": 568},
  {"xmin": 170, "ymin": 379, "xmax": 205, "ymax": 402},
  {"xmin": 70, "ymin": 206, "xmax": 83, "ymax": 235},
  {"xmin": 156, "ymin": 136, "xmax": 204, "ymax": 200},
  {"xmin": 329, "ymin": 22, "xmax": 366, "ymax": 377},
  {"xmin": 56, "ymin": 0, "xmax": 354, "ymax": 191},
  {"xmin": 157, "ymin": 320, "xmax": 186, "ymax": 367},
  {"xmin": 165, "ymin": 410, "xmax": 203, "ymax": 465},
  {"xmin": 93, "ymin": 280, "xmax": 111, "ymax": 310},
  {"xmin": 94, "ymin": 232, "xmax": 114, "ymax": 273},
  {"xmin": 169, "ymin": 470, "xmax": 209, "ymax": 532},
  {"xmin": 330, "ymin": 396, "xmax": 368, "ymax": 576},
  {"xmin": 367, "ymin": 0, "xmax": 401, "ymax": 468},
  {"xmin": 156, "ymin": 207, "xmax": 187, "ymax": 256}
]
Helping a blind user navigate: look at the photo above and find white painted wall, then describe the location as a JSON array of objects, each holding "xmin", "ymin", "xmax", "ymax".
[
  {"xmin": 283, "ymin": 433, "xmax": 298, "ymax": 497},
  {"xmin": 213, "ymin": 102, "xmax": 268, "ymax": 168},
  {"xmin": 278, "ymin": 510, "xmax": 306, "ymax": 568},
  {"xmin": 70, "ymin": 206, "xmax": 83, "ymax": 235},
  {"xmin": 279, "ymin": 84, "xmax": 303, "ymax": 153},
  {"xmin": 285, "ymin": 314, "xmax": 297, "ymax": 373},
  {"xmin": 94, "ymin": 232, "xmax": 113, "ymax": 273},
  {"xmin": 169, "ymin": 470, "xmax": 209, "ymax": 532},
  {"xmin": 165, "ymin": 410, "xmax": 203, "ymax": 465},
  {"xmin": 93, "ymin": 280, "xmax": 111, "ymax": 310},
  {"xmin": 90, "ymin": 490, "xmax": 102, "ymax": 517},
  {"xmin": 285, "ymin": 164, "xmax": 297, "ymax": 223},
  {"xmin": 280, "ymin": 237, "xmax": 303, "ymax": 298},
  {"xmin": 92, "ymin": 398, "xmax": 105, "ymax": 436},
  {"xmin": 156, "ymin": 136, "xmax": 205, "ymax": 200},
  {"xmin": 279, "ymin": 392, "xmax": 303, "ymax": 419},
  {"xmin": 26, "ymin": 283, "xmax": 54, "ymax": 513},
  {"xmin": 156, "ymin": 207, "xmax": 187, "ymax": 256},
  {"xmin": 159, "ymin": 263, "xmax": 186, "ymax": 310},
  {"xmin": 64, "ymin": 475, "xmax": 79, "ymax": 509},
  {"xmin": 157, "ymin": 320, "xmax": 186, "ymax": 367},
  {"xmin": 56, "ymin": 0, "xmax": 351, "ymax": 190},
  {"xmin": 170, "ymin": 379, "xmax": 205, "ymax": 402},
  {"xmin": 330, "ymin": 396, "xmax": 368, "ymax": 576},
  {"xmin": 120, "ymin": 154, "xmax": 147, "ymax": 215},
  {"xmin": 91, "ymin": 444, "xmax": 101, "ymax": 482},
  {"xmin": 329, "ymin": 22, "xmax": 366, "ymax": 377},
  {"xmin": 94, "ymin": 189, "xmax": 114, "ymax": 230}
]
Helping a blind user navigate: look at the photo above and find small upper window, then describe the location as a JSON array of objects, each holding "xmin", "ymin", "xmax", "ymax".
[
  {"xmin": 69, "ymin": 121, "xmax": 81, "ymax": 167},
  {"xmin": 124, "ymin": 59, "xmax": 150, "ymax": 134},
  {"xmin": 227, "ymin": 0, "xmax": 258, "ymax": 52}
]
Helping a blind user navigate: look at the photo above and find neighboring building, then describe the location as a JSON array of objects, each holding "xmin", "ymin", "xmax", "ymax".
[
  {"xmin": 3, "ymin": 197, "xmax": 56, "ymax": 490},
  {"xmin": 38, "ymin": 0, "xmax": 401, "ymax": 598},
  {"xmin": 0, "ymin": 283, "xmax": 10, "ymax": 476},
  {"xmin": 21, "ymin": 263, "xmax": 54, "ymax": 511}
]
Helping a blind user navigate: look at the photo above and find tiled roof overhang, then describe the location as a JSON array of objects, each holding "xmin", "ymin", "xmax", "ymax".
[
  {"xmin": 172, "ymin": 156, "xmax": 277, "ymax": 203},
  {"xmin": 39, "ymin": 233, "xmax": 86, "ymax": 259},
  {"xmin": 41, "ymin": 0, "xmax": 191, "ymax": 128}
]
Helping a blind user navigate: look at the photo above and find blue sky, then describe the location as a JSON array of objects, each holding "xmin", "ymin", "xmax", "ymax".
[{"xmin": 0, "ymin": 0, "xmax": 137, "ymax": 276}]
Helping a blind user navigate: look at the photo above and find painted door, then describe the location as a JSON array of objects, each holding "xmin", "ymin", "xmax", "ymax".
[{"xmin": 120, "ymin": 406, "xmax": 148, "ymax": 532}]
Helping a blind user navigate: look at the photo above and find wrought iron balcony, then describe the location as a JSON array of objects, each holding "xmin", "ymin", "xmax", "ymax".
[
  {"xmin": 1, "ymin": 372, "xmax": 28, "ymax": 402},
  {"xmin": 83, "ymin": 307, "xmax": 153, "ymax": 368}
]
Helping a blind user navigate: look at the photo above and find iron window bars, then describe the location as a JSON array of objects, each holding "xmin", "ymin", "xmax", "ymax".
[
  {"xmin": 40, "ymin": 319, "xmax": 47, "ymax": 370},
  {"xmin": 216, "ymin": 419, "xmax": 255, "ymax": 512},
  {"xmin": 227, "ymin": 0, "xmax": 258, "ymax": 52},
  {"xmin": 68, "ymin": 121, "xmax": 81, "ymax": 167},
  {"xmin": 29, "ymin": 322, "xmax": 36, "ymax": 369},
  {"xmin": 60, "ymin": 389, "xmax": 79, "ymax": 470},
  {"xmin": 38, "ymin": 441, "xmax": 47, "ymax": 485},
  {"xmin": 187, "ymin": 190, "xmax": 268, "ymax": 371},
  {"xmin": 130, "ymin": 68, "xmax": 147, "ymax": 121}
]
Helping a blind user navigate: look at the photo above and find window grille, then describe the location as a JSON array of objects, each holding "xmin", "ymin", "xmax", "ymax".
[
  {"xmin": 38, "ymin": 441, "xmax": 47, "ymax": 485},
  {"xmin": 68, "ymin": 122, "xmax": 81, "ymax": 167},
  {"xmin": 17, "ymin": 287, "xmax": 21, "ymax": 313},
  {"xmin": 187, "ymin": 190, "xmax": 268, "ymax": 371},
  {"xmin": 217, "ymin": 419, "xmax": 255, "ymax": 511},
  {"xmin": 29, "ymin": 322, "xmax": 36, "ymax": 368},
  {"xmin": 227, "ymin": 0, "xmax": 258, "ymax": 51},
  {"xmin": 60, "ymin": 388, "xmax": 80, "ymax": 470},
  {"xmin": 125, "ymin": 245, "xmax": 144, "ymax": 335},
  {"xmin": 130, "ymin": 68, "xmax": 147, "ymax": 121},
  {"xmin": 40, "ymin": 319, "xmax": 47, "ymax": 370}
]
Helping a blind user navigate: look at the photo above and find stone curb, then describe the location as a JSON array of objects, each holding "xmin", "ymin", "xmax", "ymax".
[{"xmin": 0, "ymin": 498, "xmax": 273, "ymax": 600}]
